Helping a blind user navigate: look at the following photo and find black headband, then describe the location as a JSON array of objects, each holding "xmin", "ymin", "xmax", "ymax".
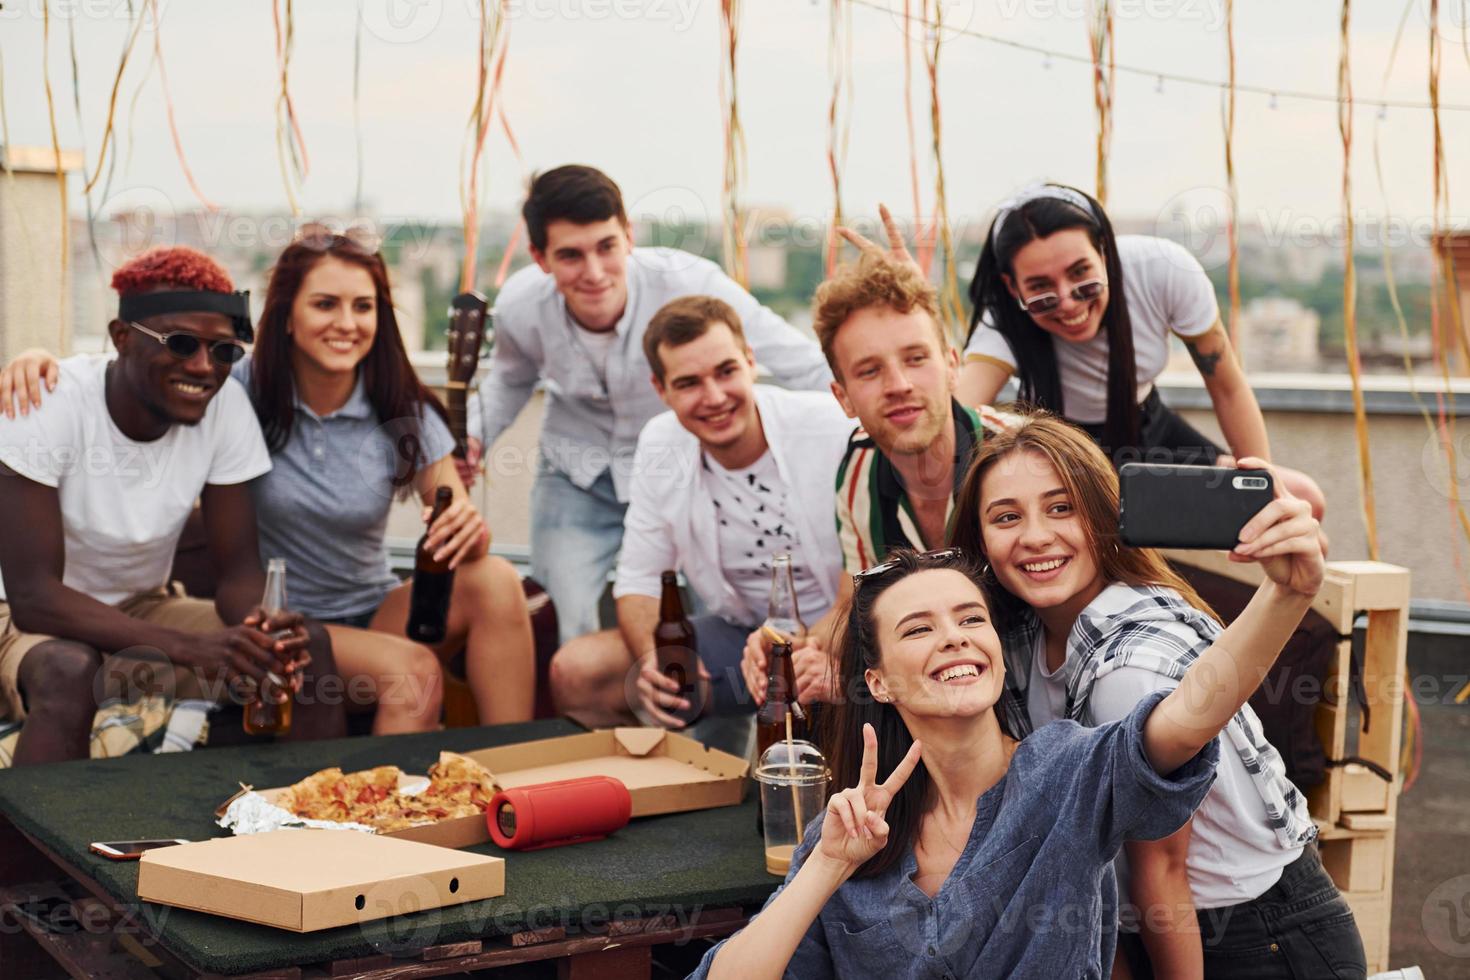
[{"xmin": 117, "ymin": 290, "xmax": 254, "ymax": 342}]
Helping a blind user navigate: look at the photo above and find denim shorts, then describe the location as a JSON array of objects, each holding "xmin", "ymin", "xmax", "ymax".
[{"xmin": 1193, "ymin": 844, "xmax": 1367, "ymax": 979}]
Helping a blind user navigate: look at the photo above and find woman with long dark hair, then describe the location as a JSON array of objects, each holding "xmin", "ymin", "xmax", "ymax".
[
  {"xmin": 0, "ymin": 230, "xmax": 534, "ymax": 731},
  {"xmin": 691, "ymin": 471, "xmax": 1327, "ymax": 978},
  {"xmin": 955, "ymin": 184, "xmax": 1324, "ymax": 515},
  {"xmin": 949, "ymin": 413, "xmax": 1364, "ymax": 978}
]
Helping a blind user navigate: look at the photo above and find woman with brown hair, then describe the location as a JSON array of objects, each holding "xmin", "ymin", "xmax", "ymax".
[
  {"xmin": 0, "ymin": 229, "xmax": 534, "ymax": 732},
  {"xmin": 948, "ymin": 413, "xmax": 1364, "ymax": 978},
  {"xmin": 691, "ymin": 495, "xmax": 1326, "ymax": 978}
]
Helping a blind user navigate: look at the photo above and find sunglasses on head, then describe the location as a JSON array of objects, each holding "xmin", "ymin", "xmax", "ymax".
[
  {"xmin": 1016, "ymin": 277, "xmax": 1107, "ymax": 316},
  {"xmin": 293, "ymin": 220, "xmax": 383, "ymax": 254},
  {"xmin": 852, "ymin": 548, "xmax": 963, "ymax": 589},
  {"xmin": 129, "ymin": 322, "xmax": 247, "ymax": 365}
]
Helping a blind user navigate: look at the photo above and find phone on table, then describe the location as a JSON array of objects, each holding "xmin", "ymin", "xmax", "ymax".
[
  {"xmin": 88, "ymin": 839, "xmax": 190, "ymax": 860},
  {"xmin": 1118, "ymin": 463, "xmax": 1273, "ymax": 550}
]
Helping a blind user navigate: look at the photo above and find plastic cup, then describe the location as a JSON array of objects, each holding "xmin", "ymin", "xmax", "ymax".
[{"xmin": 754, "ymin": 740, "xmax": 828, "ymax": 876}]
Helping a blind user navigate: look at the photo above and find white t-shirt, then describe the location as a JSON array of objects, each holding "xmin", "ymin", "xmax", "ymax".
[
  {"xmin": 965, "ymin": 235, "xmax": 1219, "ymax": 423},
  {"xmin": 1026, "ymin": 633, "xmax": 1069, "ymax": 726},
  {"xmin": 573, "ymin": 323, "xmax": 619, "ymax": 394},
  {"xmin": 705, "ymin": 450, "xmax": 826, "ymax": 625},
  {"xmin": 1026, "ymin": 624, "xmax": 1301, "ymax": 909},
  {"xmin": 0, "ymin": 354, "xmax": 272, "ymax": 606}
]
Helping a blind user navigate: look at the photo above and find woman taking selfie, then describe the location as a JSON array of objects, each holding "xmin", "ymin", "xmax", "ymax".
[
  {"xmin": 692, "ymin": 458, "xmax": 1330, "ymax": 978},
  {"xmin": 0, "ymin": 231, "xmax": 534, "ymax": 731},
  {"xmin": 947, "ymin": 414, "xmax": 1363, "ymax": 978},
  {"xmin": 955, "ymin": 184, "xmax": 1324, "ymax": 517}
]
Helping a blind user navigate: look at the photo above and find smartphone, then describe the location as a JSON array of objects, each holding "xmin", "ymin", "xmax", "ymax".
[
  {"xmin": 1118, "ymin": 463, "xmax": 1273, "ymax": 550},
  {"xmin": 88, "ymin": 839, "xmax": 190, "ymax": 860}
]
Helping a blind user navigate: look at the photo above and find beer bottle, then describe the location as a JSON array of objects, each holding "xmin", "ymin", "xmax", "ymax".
[
  {"xmin": 407, "ymin": 486, "xmax": 455, "ymax": 644},
  {"xmin": 653, "ymin": 570, "xmax": 702, "ymax": 725},
  {"xmin": 244, "ymin": 558, "xmax": 293, "ymax": 735},
  {"xmin": 764, "ymin": 554, "xmax": 806, "ymax": 644},
  {"xmin": 755, "ymin": 639, "xmax": 807, "ymax": 761}
]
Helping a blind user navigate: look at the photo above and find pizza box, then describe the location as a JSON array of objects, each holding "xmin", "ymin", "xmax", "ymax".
[
  {"xmin": 220, "ymin": 729, "xmax": 748, "ymax": 849},
  {"xmin": 137, "ymin": 830, "xmax": 504, "ymax": 932},
  {"xmin": 461, "ymin": 727, "xmax": 750, "ymax": 819}
]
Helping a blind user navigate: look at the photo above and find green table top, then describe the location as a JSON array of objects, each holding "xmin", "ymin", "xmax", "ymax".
[{"xmin": 0, "ymin": 720, "xmax": 779, "ymax": 976}]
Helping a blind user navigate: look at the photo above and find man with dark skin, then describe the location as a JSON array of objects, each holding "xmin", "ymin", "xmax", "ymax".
[{"xmin": 0, "ymin": 247, "xmax": 345, "ymax": 765}]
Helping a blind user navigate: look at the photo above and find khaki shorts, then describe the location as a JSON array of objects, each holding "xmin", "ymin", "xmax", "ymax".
[{"xmin": 0, "ymin": 588, "xmax": 226, "ymax": 723}]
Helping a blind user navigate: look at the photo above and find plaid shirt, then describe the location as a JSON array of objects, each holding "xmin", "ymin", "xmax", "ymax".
[{"xmin": 1003, "ymin": 582, "xmax": 1317, "ymax": 849}]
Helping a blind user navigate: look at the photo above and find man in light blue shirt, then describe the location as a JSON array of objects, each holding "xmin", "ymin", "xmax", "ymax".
[{"xmin": 468, "ymin": 166, "xmax": 831, "ymax": 642}]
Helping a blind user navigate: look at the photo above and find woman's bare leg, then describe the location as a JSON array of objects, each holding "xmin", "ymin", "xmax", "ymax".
[{"xmin": 373, "ymin": 556, "xmax": 535, "ymax": 724}]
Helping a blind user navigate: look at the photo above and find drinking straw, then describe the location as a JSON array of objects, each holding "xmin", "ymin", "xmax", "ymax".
[{"xmin": 785, "ymin": 709, "xmax": 804, "ymax": 833}]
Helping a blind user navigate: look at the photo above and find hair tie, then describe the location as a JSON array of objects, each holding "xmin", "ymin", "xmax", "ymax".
[{"xmin": 989, "ymin": 183, "xmax": 1099, "ymax": 247}]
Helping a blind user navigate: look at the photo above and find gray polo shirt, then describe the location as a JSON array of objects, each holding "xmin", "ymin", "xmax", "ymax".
[{"xmin": 234, "ymin": 357, "xmax": 456, "ymax": 620}]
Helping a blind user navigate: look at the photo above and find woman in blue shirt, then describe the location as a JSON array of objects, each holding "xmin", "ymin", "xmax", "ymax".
[
  {"xmin": 693, "ymin": 473, "xmax": 1324, "ymax": 978},
  {"xmin": 0, "ymin": 231, "xmax": 534, "ymax": 732}
]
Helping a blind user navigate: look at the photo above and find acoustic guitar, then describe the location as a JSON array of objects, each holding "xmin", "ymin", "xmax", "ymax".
[{"xmin": 443, "ymin": 290, "xmax": 490, "ymax": 459}]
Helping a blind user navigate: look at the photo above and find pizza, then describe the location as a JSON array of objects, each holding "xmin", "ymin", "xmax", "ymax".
[{"xmin": 276, "ymin": 753, "xmax": 497, "ymax": 832}]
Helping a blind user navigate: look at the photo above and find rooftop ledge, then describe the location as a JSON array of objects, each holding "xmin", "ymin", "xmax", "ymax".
[
  {"xmin": 408, "ymin": 351, "xmax": 1470, "ymax": 417},
  {"xmin": 1155, "ymin": 370, "xmax": 1470, "ymax": 416}
]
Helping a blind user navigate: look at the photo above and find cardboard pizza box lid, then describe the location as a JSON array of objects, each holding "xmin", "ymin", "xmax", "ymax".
[
  {"xmin": 464, "ymin": 728, "xmax": 748, "ymax": 818},
  {"xmin": 137, "ymin": 830, "xmax": 504, "ymax": 932}
]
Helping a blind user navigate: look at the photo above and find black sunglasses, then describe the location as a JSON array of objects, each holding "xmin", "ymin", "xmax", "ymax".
[
  {"xmin": 129, "ymin": 322, "xmax": 247, "ymax": 366},
  {"xmin": 852, "ymin": 548, "xmax": 963, "ymax": 588}
]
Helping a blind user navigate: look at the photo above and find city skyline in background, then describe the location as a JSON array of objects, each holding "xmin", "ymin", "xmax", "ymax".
[{"xmin": 59, "ymin": 200, "xmax": 1443, "ymax": 377}]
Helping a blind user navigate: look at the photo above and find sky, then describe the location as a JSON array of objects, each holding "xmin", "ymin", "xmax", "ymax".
[{"xmin": 2, "ymin": 0, "xmax": 1469, "ymax": 246}]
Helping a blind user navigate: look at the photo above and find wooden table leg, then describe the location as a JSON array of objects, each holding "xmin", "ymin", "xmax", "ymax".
[
  {"xmin": 557, "ymin": 944, "xmax": 652, "ymax": 980},
  {"xmin": 0, "ymin": 815, "xmax": 58, "ymax": 887},
  {"xmin": 0, "ymin": 909, "xmax": 64, "ymax": 980}
]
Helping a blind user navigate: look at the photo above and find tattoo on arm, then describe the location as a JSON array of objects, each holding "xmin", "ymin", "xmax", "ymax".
[{"xmin": 1186, "ymin": 340, "xmax": 1222, "ymax": 377}]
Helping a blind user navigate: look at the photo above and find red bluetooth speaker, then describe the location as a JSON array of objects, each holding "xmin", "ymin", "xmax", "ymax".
[{"xmin": 487, "ymin": 776, "xmax": 632, "ymax": 851}]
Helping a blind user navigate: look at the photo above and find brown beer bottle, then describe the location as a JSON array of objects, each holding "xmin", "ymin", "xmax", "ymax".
[
  {"xmin": 653, "ymin": 570, "xmax": 703, "ymax": 725},
  {"xmin": 406, "ymin": 487, "xmax": 455, "ymax": 644},
  {"xmin": 244, "ymin": 558, "xmax": 293, "ymax": 735},
  {"xmin": 755, "ymin": 640, "xmax": 808, "ymax": 762},
  {"xmin": 754, "ymin": 639, "xmax": 807, "ymax": 833}
]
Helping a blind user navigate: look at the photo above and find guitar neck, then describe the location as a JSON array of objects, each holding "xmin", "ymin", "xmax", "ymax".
[
  {"xmin": 447, "ymin": 386, "xmax": 469, "ymax": 459},
  {"xmin": 443, "ymin": 289, "xmax": 490, "ymax": 462}
]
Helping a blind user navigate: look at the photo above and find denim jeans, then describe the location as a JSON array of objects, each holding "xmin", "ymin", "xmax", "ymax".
[
  {"xmin": 1195, "ymin": 844, "xmax": 1367, "ymax": 979},
  {"xmin": 530, "ymin": 467, "xmax": 627, "ymax": 645}
]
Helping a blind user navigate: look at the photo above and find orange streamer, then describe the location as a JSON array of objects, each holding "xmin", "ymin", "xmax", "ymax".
[
  {"xmin": 924, "ymin": 0, "xmax": 963, "ymax": 340},
  {"xmin": 720, "ymin": 0, "xmax": 748, "ymax": 286},
  {"xmin": 149, "ymin": 0, "xmax": 215, "ymax": 211},
  {"xmin": 1223, "ymin": 0, "xmax": 1240, "ymax": 351},
  {"xmin": 1338, "ymin": 0, "xmax": 1379, "ymax": 559},
  {"xmin": 1087, "ymin": 1, "xmax": 1115, "ymax": 206}
]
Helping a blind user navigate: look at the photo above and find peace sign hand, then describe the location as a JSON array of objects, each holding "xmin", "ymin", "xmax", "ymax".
[
  {"xmin": 836, "ymin": 204, "xmax": 922, "ymax": 274},
  {"xmin": 817, "ymin": 723, "xmax": 923, "ymax": 870}
]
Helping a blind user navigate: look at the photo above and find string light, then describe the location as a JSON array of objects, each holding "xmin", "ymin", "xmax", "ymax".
[
  {"xmin": 1269, "ymin": 92, "xmax": 1278, "ymax": 110},
  {"xmin": 1155, "ymin": 74, "xmax": 1164, "ymax": 94},
  {"xmin": 844, "ymin": 0, "xmax": 1470, "ymax": 112}
]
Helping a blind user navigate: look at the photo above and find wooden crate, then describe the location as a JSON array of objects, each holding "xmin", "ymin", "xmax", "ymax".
[
  {"xmin": 1167, "ymin": 551, "xmax": 1409, "ymax": 974},
  {"xmin": 1165, "ymin": 552, "xmax": 1409, "ymax": 824},
  {"xmin": 1344, "ymin": 889, "xmax": 1391, "ymax": 973},
  {"xmin": 1320, "ymin": 831, "xmax": 1391, "ymax": 893}
]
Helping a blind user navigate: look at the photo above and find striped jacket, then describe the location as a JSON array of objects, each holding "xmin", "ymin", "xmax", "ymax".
[{"xmin": 835, "ymin": 400, "xmax": 1012, "ymax": 573}]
